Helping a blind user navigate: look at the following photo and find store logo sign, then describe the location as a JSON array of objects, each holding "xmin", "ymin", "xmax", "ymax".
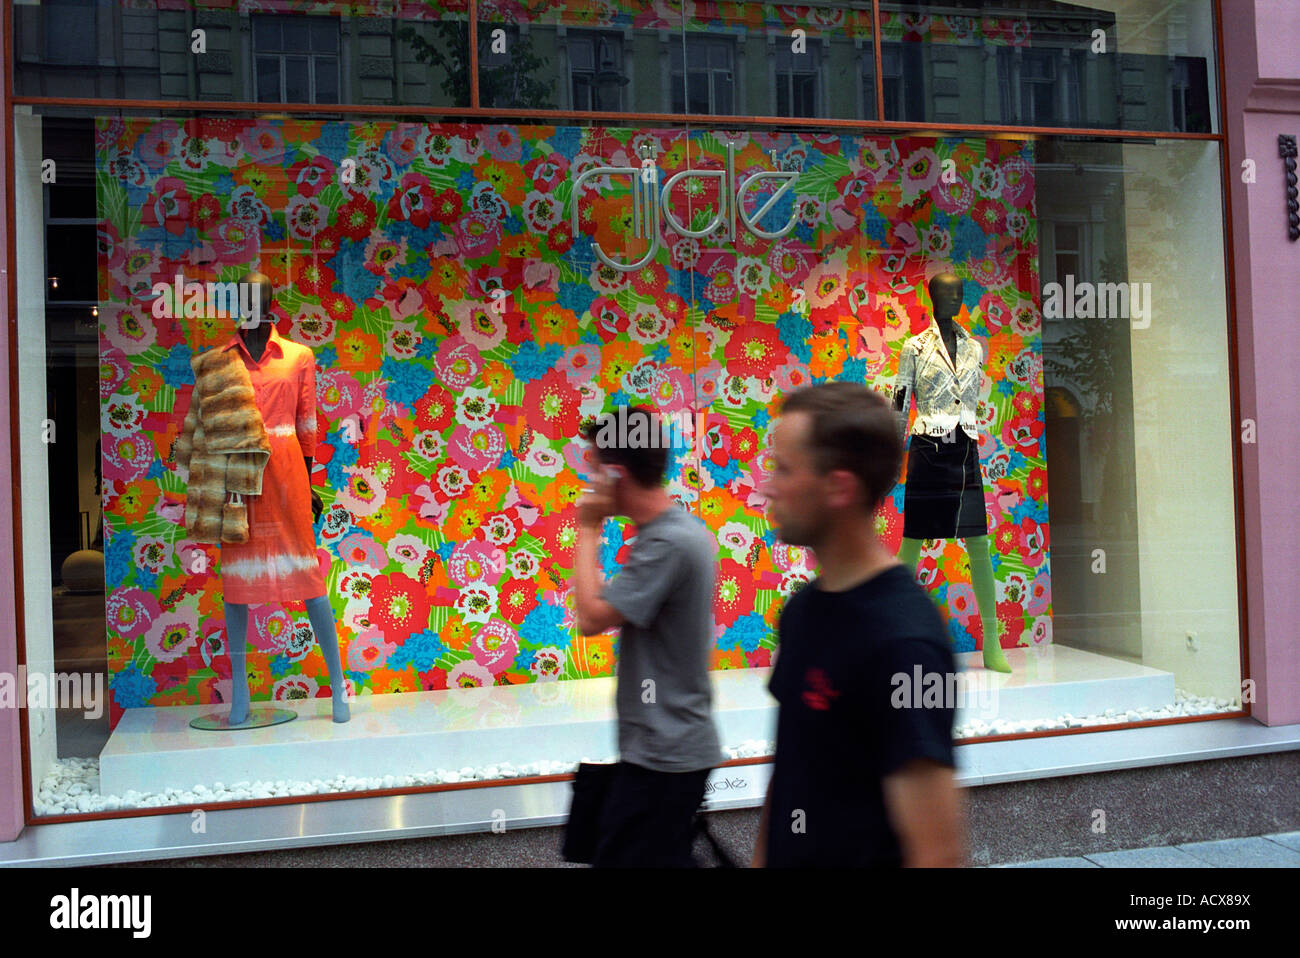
[{"xmin": 571, "ymin": 142, "xmax": 800, "ymax": 272}]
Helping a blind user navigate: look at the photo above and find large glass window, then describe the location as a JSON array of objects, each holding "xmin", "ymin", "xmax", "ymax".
[{"xmin": 8, "ymin": 0, "xmax": 1239, "ymax": 823}]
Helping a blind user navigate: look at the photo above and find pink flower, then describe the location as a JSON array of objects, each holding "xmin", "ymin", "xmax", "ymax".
[
  {"xmin": 106, "ymin": 588, "xmax": 161, "ymax": 640},
  {"xmin": 472, "ymin": 621, "xmax": 520, "ymax": 675},
  {"xmin": 434, "ymin": 336, "xmax": 481, "ymax": 390}
]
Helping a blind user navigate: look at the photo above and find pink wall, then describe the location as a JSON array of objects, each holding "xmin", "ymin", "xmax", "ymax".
[
  {"xmin": 1223, "ymin": 0, "xmax": 1300, "ymax": 725},
  {"xmin": 0, "ymin": 103, "xmax": 26, "ymax": 840}
]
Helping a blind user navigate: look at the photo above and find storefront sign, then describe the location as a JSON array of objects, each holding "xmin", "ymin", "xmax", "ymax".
[{"xmin": 570, "ymin": 142, "xmax": 800, "ymax": 271}]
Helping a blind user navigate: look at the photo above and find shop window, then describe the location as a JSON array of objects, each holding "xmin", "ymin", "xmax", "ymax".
[
  {"xmin": 568, "ymin": 31, "xmax": 628, "ymax": 112},
  {"xmin": 671, "ymin": 36, "xmax": 735, "ymax": 115},
  {"xmin": 253, "ymin": 15, "xmax": 341, "ymax": 105},
  {"xmin": 42, "ymin": 0, "xmax": 103, "ymax": 67}
]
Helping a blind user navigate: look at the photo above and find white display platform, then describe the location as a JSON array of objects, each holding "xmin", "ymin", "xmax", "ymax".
[{"xmin": 101, "ymin": 645, "xmax": 1174, "ymax": 796}]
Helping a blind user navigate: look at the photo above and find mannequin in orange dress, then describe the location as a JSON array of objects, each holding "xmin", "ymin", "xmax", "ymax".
[{"xmin": 221, "ymin": 272, "xmax": 350, "ymax": 725}]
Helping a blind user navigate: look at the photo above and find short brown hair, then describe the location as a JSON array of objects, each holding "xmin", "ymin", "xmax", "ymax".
[
  {"xmin": 578, "ymin": 405, "xmax": 670, "ymax": 488},
  {"xmin": 780, "ymin": 383, "xmax": 901, "ymax": 512}
]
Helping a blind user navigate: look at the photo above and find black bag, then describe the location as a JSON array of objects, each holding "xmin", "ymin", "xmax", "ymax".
[{"xmin": 561, "ymin": 761, "xmax": 618, "ymax": 864}]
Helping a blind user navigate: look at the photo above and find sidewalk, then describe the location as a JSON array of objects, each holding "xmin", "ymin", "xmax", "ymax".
[{"xmin": 992, "ymin": 832, "xmax": 1300, "ymax": 867}]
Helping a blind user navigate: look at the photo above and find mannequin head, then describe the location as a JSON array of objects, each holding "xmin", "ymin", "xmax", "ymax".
[
  {"xmin": 238, "ymin": 270, "xmax": 275, "ymax": 332},
  {"xmin": 928, "ymin": 271, "xmax": 963, "ymax": 322}
]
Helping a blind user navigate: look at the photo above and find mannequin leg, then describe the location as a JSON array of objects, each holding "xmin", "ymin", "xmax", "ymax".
[
  {"xmin": 966, "ymin": 536, "xmax": 1011, "ymax": 673},
  {"xmin": 304, "ymin": 594, "xmax": 351, "ymax": 723},
  {"xmin": 897, "ymin": 536, "xmax": 923, "ymax": 575},
  {"xmin": 224, "ymin": 601, "xmax": 252, "ymax": 725}
]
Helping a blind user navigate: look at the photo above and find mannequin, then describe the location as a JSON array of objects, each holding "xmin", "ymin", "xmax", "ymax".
[
  {"xmin": 892, "ymin": 272, "xmax": 1012, "ymax": 673},
  {"xmin": 221, "ymin": 271, "xmax": 351, "ymax": 723}
]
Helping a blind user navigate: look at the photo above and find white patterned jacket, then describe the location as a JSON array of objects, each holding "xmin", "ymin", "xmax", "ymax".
[{"xmin": 891, "ymin": 318, "xmax": 984, "ymax": 445}]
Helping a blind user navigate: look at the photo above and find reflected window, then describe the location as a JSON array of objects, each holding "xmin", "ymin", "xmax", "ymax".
[
  {"xmin": 569, "ymin": 31, "xmax": 628, "ymax": 112},
  {"xmin": 253, "ymin": 15, "xmax": 341, "ymax": 104},
  {"xmin": 671, "ymin": 36, "xmax": 735, "ymax": 115},
  {"xmin": 43, "ymin": 0, "xmax": 101, "ymax": 67},
  {"xmin": 774, "ymin": 41, "xmax": 819, "ymax": 117},
  {"xmin": 999, "ymin": 48, "xmax": 1082, "ymax": 126}
]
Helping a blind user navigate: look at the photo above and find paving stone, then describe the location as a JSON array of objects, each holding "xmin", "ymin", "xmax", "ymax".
[{"xmin": 1177, "ymin": 837, "xmax": 1300, "ymax": 868}]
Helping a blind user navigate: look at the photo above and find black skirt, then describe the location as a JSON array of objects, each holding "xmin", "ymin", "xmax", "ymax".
[{"xmin": 902, "ymin": 430, "xmax": 988, "ymax": 540}]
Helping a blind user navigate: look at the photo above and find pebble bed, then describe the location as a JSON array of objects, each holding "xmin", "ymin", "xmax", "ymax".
[{"xmin": 33, "ymin": 690, "xmax": 1240, "ymax": 816}]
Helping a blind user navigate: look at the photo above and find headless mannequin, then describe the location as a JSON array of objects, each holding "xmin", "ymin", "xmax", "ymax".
[
  {"xmin": 895, "ymin": 273, "xmax": 1012, "ymax": 673},
  {"xmin": 224, "ymin": 273, "xmax": 350, "ymax": 724}
]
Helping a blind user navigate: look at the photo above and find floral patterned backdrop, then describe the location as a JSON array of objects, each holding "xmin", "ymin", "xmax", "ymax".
[{"xmin": 97, "ymin": 118, "xmax": 1050, "ymax": 726}]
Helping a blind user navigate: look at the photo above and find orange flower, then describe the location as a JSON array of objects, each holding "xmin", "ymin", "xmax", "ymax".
[
  {"xmin": 599, "ymin": 341, "xmax": 643, "ymax": 391},
  {"xmin": 197, "ymin": 582, "xmax": 223, "ymax": 620},
  {"xmin": 666, "ymin": 324, "xmax": 711, "ymax": 369},
  {"xmin": 335, "ymin": 329, "xmax": 380, "ymax": 371},
  {"xmin": 125, "ymin": 365, "xmax": 163, "ymax": 404},
  {"xmin": 584, "ymin": 637, "xmax": 613, "ymax": 675},
  {"xmin": 188, "ymin": 313, "xmax": 230, "ymax": 351},
  {"xmin": 536, "ymin": 475, "xmax": 583, "ymax": 512},
  {"xmin": 698, "ymin": 487, "xmax": 742, "ymax": 523},
  {"xmin": 808, "ymin": 333, "xmax": 847, "ymax": 378},
  {"xmin": 109, "ymin": 479, "xmax": 160, "ymax": 524},
  {"xmin": 712, "ymin": 648, "xmax": 746, "ymax": 670},
  {"xmin": 469, "ymin": 470, "xmax": 510, "ymax": 508},
  {"xmin": 447, "ymin": 500, "xmax": 484, "ymax": 540},
  {"xmin": 473, "ymin": 155, "xmax": 527, "ymax": 207},
  {"xmin": 426, "ymin": 257, "xmax": 468, "ymax": 299},
  {"xmin": 154, "ymin": 685, "xmax": 196, "ymax": 706},
  {"xmin": 441, "ymin": 614, "xmax": 471, "ymax": 651},
  {"xmin": 245, "ymin": 656, "xmax": 273, "ymax": 696},
  {"xmin": 534, "ymin": 303, "xmax": 580, "ymax": 347},
  {"xmin": 481, "ymin": 359, "xmax": 513, "ymax": 397},
  {"xmin": 367, "ymin": 667, "xmax": 410, "ymax": 696},
  {"xmin": 497, "ymin": 233, "xmax": 537, "ymax": 261},
  {"xmin": 763, "ymin": 280, "xmax": 796, "ymax": 315},
  {"xmin": 357, "ymin": 498, "xmax": 407, "ymax": 540}
]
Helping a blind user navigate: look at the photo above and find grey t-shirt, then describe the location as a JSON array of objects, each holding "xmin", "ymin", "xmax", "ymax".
[{"xmin": 601, "ymin": 502, "xmax": 723, "ymax": 773}]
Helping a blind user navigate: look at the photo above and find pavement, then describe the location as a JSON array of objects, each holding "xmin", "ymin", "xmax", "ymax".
[{"xmin": 992, "ymin": 832, "xmax": 1300, "ymax": 867}]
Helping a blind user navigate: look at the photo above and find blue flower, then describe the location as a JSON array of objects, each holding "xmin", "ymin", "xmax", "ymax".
[
  {"xmin": 579, "ymin": 325, "xmax": 603, "ymax": 345},
  {"xmin": 415, "ymin": 336, "xmax": 440, "ymax": 359},
  {"xmin": 499, "ymin": 449, "xmax": 517, "ymax": 470},
  {"xmin": 504, "ymin": 214, "xmax": 524, "ymax": 234},
  {"xmin": 137, "ymin": 226, "xmax": 200, "ymax": 260},
  {"xmin": 327, "ymin": 240, "xmax": 381, "ymax": 305},
  {"xmin": 719, "ymin": 612, "xmax": 768, "ymax": 653},
  {"xmin": 135, "ymin": 567, "xmax": 158, "ymax": 593},
  {"xmin": 550, "ymin": 127, "xmax": 582, "ymax": 158},
  {"xmin": 213, "ymin": 172, "xmax": 236, "ymax": 196},
  {"xmin": 651, "ymin": 343, "xmax": 670, "ymax": 363},
  {"xmin": 509, "ymin": 341, "xmax": 564, "ymax": 382},
  {"xmin": 146, "ymin": 458, "xmax": 166, "ymax": 481},
  {"xmin": 161, "ymin": 344, "xmax": 194, "ymax": 388},
  {"xmin": 388, "ymin": 629, "xmax": 449, "ymax": 672},
  {"xmin": 269, "ymin": 653, "xmax": 291, "ymax": 677},
  {"xmin": 952, "ymin": 218, "xmax": 988, "ymax": 265},
  {"xmin": 837, "ymin": 357, "xmax": 868, "ymax": 383},
  {"xmin": 752, "ymin": 408, "xmax": 771, "ymax": 430},
  {"xmin": 777, "ymin": 311, "xmax": 813, "ymax": 364},
  {"xmin": 513, "ymin": 648, "xmax": 537, "ymax": 672},
  {"xmin": 110, "ymin": 663, "xmax": 157, "ymax": 709},
  {"xmin": 703, "ymin": 458, "xmax": 742, "ymax": 487},
  {"xmin": 963, "ymin": 281, "xmax": 984, "ymax": 314},
  {"xmin": 519, "ymin": 601, "xmax": 570, "ymax": 650},
  {"xmin": 861, "ymin": 206, "xmax": 890, "ymax": 244},
  {"xmin": 264, "ymin": 217, "xmax": 286, "ymax": 242},
  {"xmin": 104, "ymin": 528, "xmax": 136, "ymax": 590},
  {"xmin": 996, "ymin": 378, "xmax": 1015, "ymax": 397},
  {"xmin": 949, "ymin": 618, "xmax": 977, "ymax": 653},
  {"xmin": 456, "ymin": 169, "xmax": 475, "ymax": 190},
  {"xmin": 558, "ymin": 282, "xmax": 596, "ymax": 325},
  {"xmin": 600, "ymin": 520, "xmax": 624, "ymax": 580},
  {"xmin": 607, "ymin": 389, "xmax": 631, "ymax": 408},
  {"xmin": 317, "ymin": 123, "xmax": 352, "ymax": 163},
  {"xmin": 380, "ymin": 356, "xmax": 435, "ymax": 407},
  {"xmin": 317, "ymin": 346, "xmax": 338, "ymax": 368}
]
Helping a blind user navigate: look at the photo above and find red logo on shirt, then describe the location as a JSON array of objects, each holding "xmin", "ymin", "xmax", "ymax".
[{"xmin": 802, "ymin": 667, "xmax": 841, "ymax": 711}]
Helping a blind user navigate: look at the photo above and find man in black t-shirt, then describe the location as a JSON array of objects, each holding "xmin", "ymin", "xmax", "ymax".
[{"xmin": 753, "ymin": 383, "xmax": 965, "ymax": 868}]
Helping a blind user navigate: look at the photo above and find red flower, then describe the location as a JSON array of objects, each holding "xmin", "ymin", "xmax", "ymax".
[
  {"xmin": 368, "ymin": 572, "xmax": 432, "ymax": 644},
  {"xmin": 970, "ymin": 199, "xmax": 1008, "ymax": 235},
  {"xmin": 337, "ymin": 194, "xmax": 377, "ymax": 241},
  {"xmin": 630, "ymin": 260, "xmax": 669, "ymax": 298},
  {"xmin": 414, "ymin": 385, "xmax": 455, "ymax": 433},
  {"xmin": 296, "ymin": 257, "xmax": 335, "ymax": 298},
  {"xmin": 417, "ymin": 667, "xmax": 449, "ymax": 691},
  {"xmin": 745, "ymin": 647, "xmax": 772, "ymax": 668},
  {"xmin": 724, "ymin": 323, "xmax": 784, "ymax": 379},
  {"xmin": 547, "ymin": 221, "xmax": 573, "ymax": 254},
  {"xmin": 142, "ymin": 177, "xmax": 191, "ymax": 236},
  {"xmin": 429, "ymin": 187, "xmax": 464, "ymax": 224},
  {"xmin": 1026, "ymin": 467, "xmax": 1048, "ymax": 500},
  {"xmin": 714, "ymin": 559, "xmax": 757, "ymax": 628},
  {"xmin": 523, "ymin": 368, "xmax": 581, "ymax": 441},
  {"xmin": 287, "ymin": 156, "xmax": 335, "ymax": 198},
  {"xmin": 386, "ymin": 172, "xmax": 436, "ymax": 229},
  {"xmin": 499, "ymin": 578, "xmax": 539, "ymax": 624},
  {"xmin": 192, "ymin": 193, "xmax": 222, "ymax": 233}
]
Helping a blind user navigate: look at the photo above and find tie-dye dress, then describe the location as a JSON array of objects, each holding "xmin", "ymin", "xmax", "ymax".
[{"xmin": 218, "ymin": 324, "xmax": 327, "ymax": 604}]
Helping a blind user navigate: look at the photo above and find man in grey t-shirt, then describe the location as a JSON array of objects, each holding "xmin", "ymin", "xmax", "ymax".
[{"xmin": 574, "ymin": 406, "xmax": 723, "ymax": 867}]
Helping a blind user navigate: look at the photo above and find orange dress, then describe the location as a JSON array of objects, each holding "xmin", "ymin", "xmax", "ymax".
[{"xmin": 218, "ymin": 324, "xmax": 327, "ymax": 604}]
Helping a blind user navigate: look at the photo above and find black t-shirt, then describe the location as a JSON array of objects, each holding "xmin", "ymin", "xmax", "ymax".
[{"xmin": 766, "ymin": 564, "xmax": 957, "ymax": 868}]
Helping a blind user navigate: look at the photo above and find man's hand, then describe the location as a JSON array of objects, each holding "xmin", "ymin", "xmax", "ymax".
[
  {"xmin": 882, "ymin": 759, "xmax": 965, "ymax": 867},
  {"xmin": 577, "ymin": 468, "xmax": 615, "ymax": 528}
]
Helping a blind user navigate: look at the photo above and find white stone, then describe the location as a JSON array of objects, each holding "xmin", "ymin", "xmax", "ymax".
[{"xmin": 443, "ymin": 772, "xmax": 460, "ymax": 784}]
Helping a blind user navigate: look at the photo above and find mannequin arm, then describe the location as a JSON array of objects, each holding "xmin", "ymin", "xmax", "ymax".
[{"xmin": 305, "ymin": 456, "xmax": 322, "ymax": 523}]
